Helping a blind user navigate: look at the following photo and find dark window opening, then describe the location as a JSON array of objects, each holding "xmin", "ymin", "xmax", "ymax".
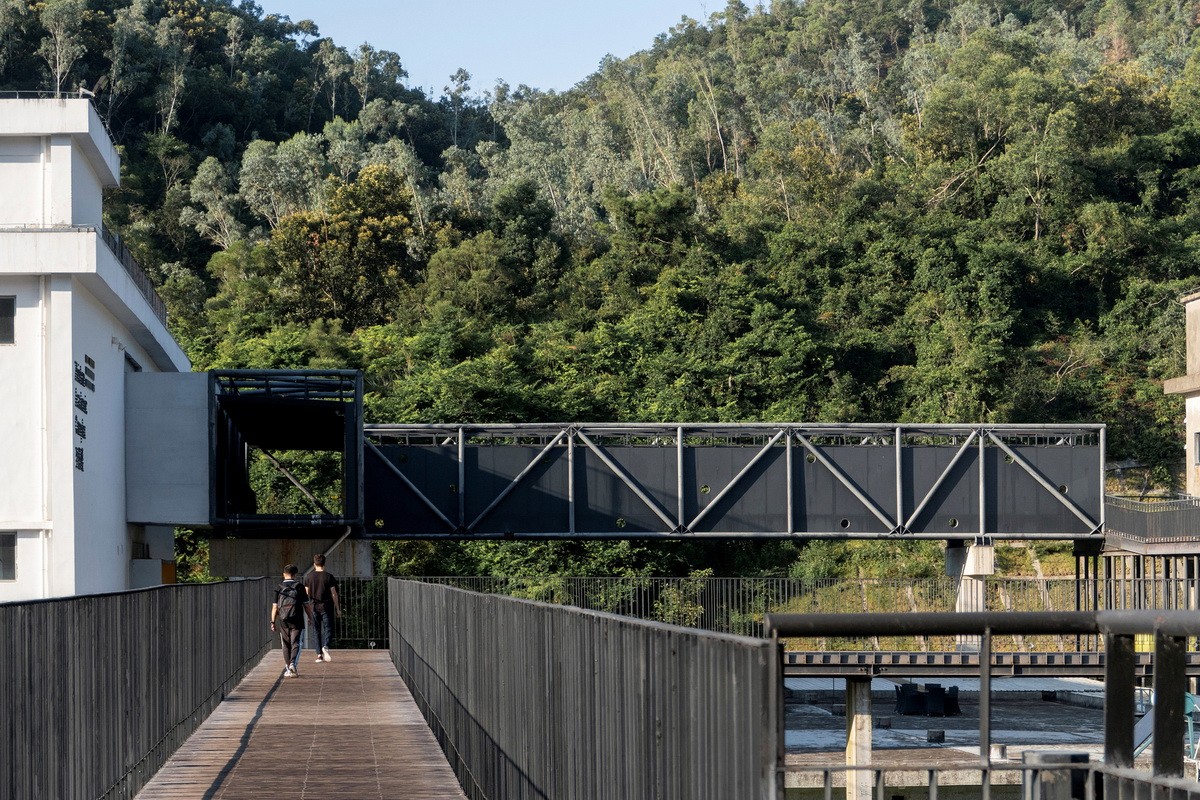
[
  {"xmin": 0, "ymin": 533, "xmax": 15, "ymax": 580},
  {"xmin": 0, "ymin": 296, "xmax": 14, "ymax": 344}
]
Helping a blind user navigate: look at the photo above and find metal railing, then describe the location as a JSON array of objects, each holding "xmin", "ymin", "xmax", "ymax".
[
  {"xmin": 388, "ymin": 579, "xmax": 779, "ymax": 800},
  {"xmin": 765, "ymin": 610, "xmax": 1200, "ymax": 797},
  {"xmin": 0, "ymin": 223, "xmax": 168, "ymax": 327},
  {"xmin": 399, "ymin": 575, "xmax": 1200, "ymax": 648},
  {"xmin": 334, "ymin": 577, "xmax": 390, "ymax": 647},
  {"xmin": 786, "ymin": 762, "xmax": 1200, "ymax": 799},
  {"xmin": 99, "ymin": 224, "xmax": 168, "ymax": 326},
  {"xmin": 1106, "ymin": 493, "xmax": 1200, "ymax": 542},
  {"xmin": 0, "ymin": 579, "xmax": 271, "ymax": 800}
]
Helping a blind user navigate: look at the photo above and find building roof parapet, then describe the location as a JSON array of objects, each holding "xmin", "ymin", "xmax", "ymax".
[{"xmin": 0, "ymin": 93, "xmax": 119, "ymax": 187}]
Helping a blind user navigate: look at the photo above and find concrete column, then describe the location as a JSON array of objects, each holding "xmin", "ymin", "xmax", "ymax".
[
  {"xmin": 948, "ymin": 539, "xmax": 994, "ymax": 649},
  {"xmin": 1022, "ymin": 751, "xmax": 1089, "ymax": 799},
  {"xmin": 47, "ymin": 134, "xmax": 73, "ymax": 225},
  {"xmin": 845, "ymin": 678, "xmax": 872, "ymax": 800}
]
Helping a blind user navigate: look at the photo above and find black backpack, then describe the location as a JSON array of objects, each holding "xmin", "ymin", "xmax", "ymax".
[{"xmin": 277, "ymin": 581, "xmax": 304, "ymax": 625}]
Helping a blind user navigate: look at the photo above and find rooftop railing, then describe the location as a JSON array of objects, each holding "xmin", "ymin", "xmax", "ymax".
[{"xmin": 0, "ymin": 89, "xmax": 117, "ymax": 141}]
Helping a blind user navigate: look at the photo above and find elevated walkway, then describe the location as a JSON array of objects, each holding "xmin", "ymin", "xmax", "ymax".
[{"xmin": 135, "ymin": 650, "xmax": 465, "ymax": 799}]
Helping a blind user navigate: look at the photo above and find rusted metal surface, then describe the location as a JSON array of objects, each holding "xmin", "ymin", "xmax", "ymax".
[{"xmin": 135, "ymin": 650, "xmax": 465, "ymax": 799}]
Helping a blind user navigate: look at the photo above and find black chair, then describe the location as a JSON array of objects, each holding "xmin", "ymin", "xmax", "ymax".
[
  {"xmin": 925, "ymin": 684, "xmax": 946, "ymax": 717},
  {"xmin": 897, "ymin": 683, "xmax": 925, "ymax": 715},
  {"xmin": 946, "ymin": 686, "xmax": 962, "ymax": 716}
]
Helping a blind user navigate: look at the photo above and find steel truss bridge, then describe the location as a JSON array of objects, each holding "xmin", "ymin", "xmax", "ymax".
[
  {"xmin": 203, "ymin": 371, "xmax": 1104, "ymax": 541},
  {"xmin": 360, "ymin": 423, "xmax": 1104, "ymax": 540}
]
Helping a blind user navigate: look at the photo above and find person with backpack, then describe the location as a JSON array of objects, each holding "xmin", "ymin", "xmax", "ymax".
[
  {"xmin": 304, "ymin": 553, "xmax": 342, "ymax": 663},
  {"xmin": 270, "ymin": 564, "xmax": 314, "ymax": 678}
]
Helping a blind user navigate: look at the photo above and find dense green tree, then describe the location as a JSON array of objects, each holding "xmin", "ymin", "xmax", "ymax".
[{"xmin": 6, "ymin": 0, "xmax": 1200, "ymax": 581}]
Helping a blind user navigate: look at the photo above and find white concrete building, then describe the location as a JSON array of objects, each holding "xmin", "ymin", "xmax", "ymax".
[
  {"xmin": 0, "ymin": 98, "xmax": 189, "ymax": 601},
  {"xmin": 1165, "ymin": 290, "xmax": 1200, "ymax": 496}
]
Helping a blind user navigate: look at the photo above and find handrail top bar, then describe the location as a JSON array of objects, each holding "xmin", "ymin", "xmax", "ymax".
[
  {"xmin": 0, "ymin": 576, "xmax": 267, "ymax": 608},
  {"xmin": 366, "ymin": 422, "xmax": 1104, "ymax": 435},
  {"xmin": 764, "ymin": 610, "xmax": 1200, "ymax": 638}
]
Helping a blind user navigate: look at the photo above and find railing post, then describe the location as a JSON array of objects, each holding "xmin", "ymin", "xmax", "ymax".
[
  {"xmin": 1104, "ymin": 632, "xmax": 1135, "ymax": 769},
  {"xmin": 979, "ymin": 626, "xmax": 992, "ymax": 770},
  {"xmin": 1152, "ymin": 631, "xmax": 1187, "ymax": 778}
]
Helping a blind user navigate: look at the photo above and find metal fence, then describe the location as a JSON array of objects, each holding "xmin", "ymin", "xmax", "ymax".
[
  {"xmin": 766, "ymin": 610, "xmax": 1200, "ymax": 798},
  {"xmin": 388, "ymin": 579, "xmax": 780, "ymax": 800},
  {"xmin": 335, "ymin": 577, "xmax": 390, "ymax": 648},
  {"xmin": 0, "ymin": 579, "xmax": 272, "ymax": 800},
  {"xmin": 401, "ymin": 575, "xmax": 1198, "ymax": 642},
  {"xmin": 1106, "ymin": 494, "xmax": 1200, "ymax": 543}
]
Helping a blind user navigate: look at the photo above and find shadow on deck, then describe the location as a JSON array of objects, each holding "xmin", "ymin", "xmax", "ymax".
[{"xmin": 135, "ymin": 650, "xmax": 466, "ymax": 799}]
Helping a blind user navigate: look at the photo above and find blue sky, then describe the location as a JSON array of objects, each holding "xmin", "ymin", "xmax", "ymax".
[{"xmin": 263, "ymin": 1, "xmax": 714, "ymax": 95}]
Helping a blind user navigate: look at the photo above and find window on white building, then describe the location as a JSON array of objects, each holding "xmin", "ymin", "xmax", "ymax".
[
  {"xmin": 0, "ymin": 296, "xmax": 13, "ymax": 343},
  {"xmin": 0, "ymin": 533, "xmax": 14, "ymax": 580}
]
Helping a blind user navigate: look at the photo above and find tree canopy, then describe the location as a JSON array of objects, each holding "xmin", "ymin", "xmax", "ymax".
[{"xmin": 5, "ymin": 0, "xmax": 1194, "ymax": 578}]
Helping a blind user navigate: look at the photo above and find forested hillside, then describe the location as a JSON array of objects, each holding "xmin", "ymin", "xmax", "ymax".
[{"xmin": 2, "ymin": 0, "xmax": 1194, "ymax": 578}]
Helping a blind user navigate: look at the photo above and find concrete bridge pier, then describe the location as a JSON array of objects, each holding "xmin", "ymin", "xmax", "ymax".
[
  {"xmin": 948, "ymin": 539, "xmax": 995, "ymax": 649},
  {"xmin": 845, "ymin": 677, "xmax": 873, "ymax": 800}
]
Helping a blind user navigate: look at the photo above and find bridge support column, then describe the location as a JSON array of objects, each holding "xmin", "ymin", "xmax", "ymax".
[
  {"xmin": 845, "ymin": 677, "xmax": 872, "ymax": 800},
  {"xmin": 947, "ymin": 539, "xmax": 994, "ymax": 650}
]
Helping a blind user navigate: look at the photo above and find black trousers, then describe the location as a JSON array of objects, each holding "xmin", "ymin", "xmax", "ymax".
[{"xmin": 279, "ymin": 624, "xmax": 303, "ymax": 669}]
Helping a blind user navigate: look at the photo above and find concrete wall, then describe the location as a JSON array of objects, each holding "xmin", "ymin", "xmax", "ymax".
[
  {"xmin": 0, "ymin": 275, "xmax": 48, "ymax": 526},
  {"xmin": 0, "ymin": 275, "xmax": 54, "ymax": 602},
  {"xmin": 69, "ymin": 282, "xmax": 163, "ymax": 594},
  {"xmin": 125, "ymin": 372, "xmax": 209, "ymax": 526},
  {"xmin": 70, "ymin": 141, "xmax": 103, "ymax": 228},
  {"xmin": 0, "ymin": 137, "xmax": 44, "ymax": 225},
  {"xmin": 1188, "ymin": 395, "xmax": 1200, "ymax": 497}
]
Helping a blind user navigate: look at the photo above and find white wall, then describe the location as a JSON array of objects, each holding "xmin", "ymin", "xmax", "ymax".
[
  {"xmin": 69, "ymin": 281, "xmax": 158, "ymax": 594},
  {"xmin": 0, "ymin": 100, "xmax": 184, "ymax": 600},
  {"xmin": 70, "ymin": 143, "xmax": 103, "ymax": 228},
  {"xmin": 0, "ymin": 137, "xmax": 44, "ymax": 226},
  {"xmin": 0, "ymin": 276, "xmax": 47, "ymax": 527},
  {"xmin": 0, "ymin": 530, "xmax": 46, "ymax": 601}
]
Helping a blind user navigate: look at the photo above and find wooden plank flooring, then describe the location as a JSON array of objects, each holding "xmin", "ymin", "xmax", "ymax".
[{"xmin": 136, "ymin": 649, "xmax": 467, "ymax": 799}]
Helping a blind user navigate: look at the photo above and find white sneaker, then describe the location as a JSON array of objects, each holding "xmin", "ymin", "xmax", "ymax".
[
  {"xmin": 315, "ymin": 654, "xmax": 324, "ymax": 663},
  {"xmin": 285, "ymin": 666, "xmax": 297, "ymax": 678},
  {"xmin": 322, "ymin": 647, "xmax": 332, "ymax": 662}
]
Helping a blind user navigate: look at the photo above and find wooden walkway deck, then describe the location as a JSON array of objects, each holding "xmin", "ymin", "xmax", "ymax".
[{"xmin": 136, "ymin": 649, "xmax": 466, "ymax": 799}]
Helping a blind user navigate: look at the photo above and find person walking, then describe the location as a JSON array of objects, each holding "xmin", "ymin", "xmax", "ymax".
[
  {"xmin": 271, "ymin": 564, "xmax": 314, "ymax": 678},
  {"xmin": 304, "ymin": 553, "xmax": 342, "ymax": 662}
]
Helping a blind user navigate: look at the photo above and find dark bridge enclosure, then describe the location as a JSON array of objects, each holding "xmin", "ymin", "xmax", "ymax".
[
  {"xmin": 363, "ymin": 423, "xmax": 1104, "ymax": 540},
  {"xmin": 211, "ymin": 370, "xmax": 363, "ymax": 535}
]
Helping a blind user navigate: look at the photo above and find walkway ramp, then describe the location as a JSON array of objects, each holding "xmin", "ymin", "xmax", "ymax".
[{"xmin": 136, "ymin": 650, "xmax": 466, "ymax": 799}]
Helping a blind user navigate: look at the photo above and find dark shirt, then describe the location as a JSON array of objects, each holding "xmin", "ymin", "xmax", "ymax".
[
  {"xmin": 273, "ymin": 579, "xmax": 310, "ymax": 628},
  {"xmin": 304, "ymin": 570, "xmax": 339, "ymax": 610}
]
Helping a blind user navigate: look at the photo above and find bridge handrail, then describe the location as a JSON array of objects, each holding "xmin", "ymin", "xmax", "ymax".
[
  {"xmin": 389, "ymin": 578, "xmax": 779, "ymax": 800},
  {"xmin": 3, "ymin": 579, "xmax": 272, "ymax": 800}
]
